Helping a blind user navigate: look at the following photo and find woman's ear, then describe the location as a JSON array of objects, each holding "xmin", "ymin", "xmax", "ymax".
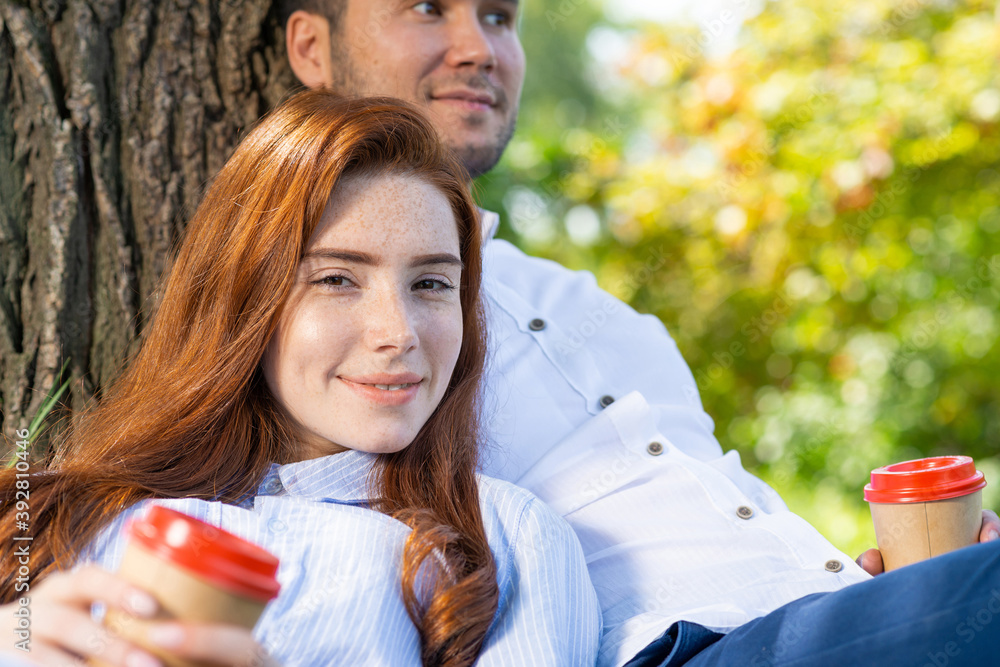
[{"xmin": 286, "ymin": 10, "xmax": 335, "ymax": 90}]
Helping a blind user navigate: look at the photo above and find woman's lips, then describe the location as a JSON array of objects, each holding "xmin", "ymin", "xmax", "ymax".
[{"xmin": 339, "ymin": 376, "xmax": 422, "ymax": 407}]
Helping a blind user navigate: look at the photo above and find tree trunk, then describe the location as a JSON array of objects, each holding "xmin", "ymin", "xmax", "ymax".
[{"xmin": 0, "ymin": 0, "xmax": 295, "ymax": 454}]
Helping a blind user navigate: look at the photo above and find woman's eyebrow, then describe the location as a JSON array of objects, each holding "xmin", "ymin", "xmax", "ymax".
[
  {"xmin": 300, "ymin": 249, "xmax": 463, "ymax": 269},
  {"xmin": 412, "ymin": 253, "xmax": 463, "ymax": 269},
  {"xmin": 301, "ymin": 248, "xmax": 377, "ymax": 265}
]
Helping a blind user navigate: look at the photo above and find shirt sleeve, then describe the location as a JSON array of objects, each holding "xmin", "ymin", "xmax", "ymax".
[{"xmin": 476, "ymin": 496, "xmax": 602, "ymax": 666}]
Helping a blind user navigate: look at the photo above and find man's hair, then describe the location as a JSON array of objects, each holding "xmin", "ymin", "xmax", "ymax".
[{"xmin": 278, "ymin": 0, "xmax": 345, "ymax": 33}]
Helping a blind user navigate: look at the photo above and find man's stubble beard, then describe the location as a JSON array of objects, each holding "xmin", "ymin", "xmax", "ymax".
[
  {"xmin": 328, "ymin": 49, "xmax": 519, "ymax": 180},
  {"xmin": 452, "ymin": 110, "xmax": 517, "ymax": 180}
]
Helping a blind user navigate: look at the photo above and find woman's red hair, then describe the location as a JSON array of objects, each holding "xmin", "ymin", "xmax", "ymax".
[{"xmin": 0, "ymin": 90, "xmax": 497, "ymax": 666}]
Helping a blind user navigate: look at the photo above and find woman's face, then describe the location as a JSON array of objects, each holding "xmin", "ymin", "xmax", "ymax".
[{"xmin": 263, "ymin": 172, "xmax": 465, "ymax": 460}]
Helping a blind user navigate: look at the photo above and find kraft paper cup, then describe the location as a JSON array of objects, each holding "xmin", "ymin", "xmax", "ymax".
[
  {"xmin": 92, "ymin": 506, "xmax": 280, "ymax": 667},
  {"xmin": 865, "ymin": 456, "xmax": 986, "ymax": 572}
]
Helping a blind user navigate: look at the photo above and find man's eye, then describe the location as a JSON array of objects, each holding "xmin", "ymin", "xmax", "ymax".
[
  {"xmin": 484, "ymin": 11, "xmax": 512, "ymax": 27},
  {"xmin": 413, "ymin": 2, "xmax": 439, "ymax": 15}
]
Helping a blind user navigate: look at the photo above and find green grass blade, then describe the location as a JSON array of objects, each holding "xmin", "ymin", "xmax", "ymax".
[{"xmin": 5, "ymin": 358, "xmax": 72, "ymax": 467}]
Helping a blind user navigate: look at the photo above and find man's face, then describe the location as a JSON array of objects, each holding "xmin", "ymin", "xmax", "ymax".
[{"xmin": 331, "ymin": 0, "xmax": 525, "ymax": 178}]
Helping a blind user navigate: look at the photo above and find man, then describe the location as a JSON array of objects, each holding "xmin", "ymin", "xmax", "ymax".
[{"xmin": 281, "ymin": 1, "xmax": 1000, "ymax": 665}]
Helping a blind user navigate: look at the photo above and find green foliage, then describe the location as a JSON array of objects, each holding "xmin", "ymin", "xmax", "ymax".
[
  {"xmin": 4, "ymin": 358, "xmax": 71, "ymax": 467},
  {"xmin": 479, "ymin": 0, "xmax": 1000, "ymax": 555}
]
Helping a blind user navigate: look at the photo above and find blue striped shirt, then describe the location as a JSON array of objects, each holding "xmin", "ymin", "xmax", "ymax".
[{"xmin": 80, "ymin": 450, "xmax": 601, "ymax": 665}]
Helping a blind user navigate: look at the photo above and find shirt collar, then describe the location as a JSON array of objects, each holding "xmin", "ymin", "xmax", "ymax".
[
  {"xmin": 479, "ymin": 208, "xmax": 500, "ymax": 241},
  {"xmin": 255, "ymin": 449, "xmax": 379, "ymax": 504}
]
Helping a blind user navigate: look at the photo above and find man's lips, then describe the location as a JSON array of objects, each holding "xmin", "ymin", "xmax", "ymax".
[{"xmin": 431, "ymin": 90, "xmax": 497, "ymax": 112}]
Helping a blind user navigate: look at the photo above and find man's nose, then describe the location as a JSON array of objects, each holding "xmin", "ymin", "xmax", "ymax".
[
  {"xmin": 368, "ymin": 289, "xmax": 419, "ymax": 353},
  {"xmin": 443, "ymin": 7, "xmax": 496, "ymax": 70}
]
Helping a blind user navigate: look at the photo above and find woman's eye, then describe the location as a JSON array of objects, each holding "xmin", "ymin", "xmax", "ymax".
[
  {"xmin": 315, "ymin": 274, "xmax": 354, "ymax": 289},
  {"xmin": 413, "ymin": 278, "xmax": 455, "ymax": 292}
]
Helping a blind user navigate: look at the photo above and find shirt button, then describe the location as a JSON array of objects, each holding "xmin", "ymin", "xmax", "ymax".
[
  {"xmin": 599, "ymin": 395, "xmax": 615, "ymax": 409},
  {"xmin": 268, "ymin": 518, "xmax": 288, "ymax": 533},
  {"xmin": 646, "ymin": 441, "xmax": 664, "ymax": 456},
  {"xmin": 263, "ymin": 477, "xmax": 283, "ymax": 495},
  {"xmin": 736, "ymin": 505, "xmax": 754, "ymax": 520},
  {"xmin": 825, "ymin": 559, "xmax": 844, "ymax": 573},
  {"xmin": 528, "ymin": 318, "xmax": 546, "ymax": 331}
]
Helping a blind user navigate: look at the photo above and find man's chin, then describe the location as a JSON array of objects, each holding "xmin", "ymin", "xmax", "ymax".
[
  {"xmin": 441, "ymin": 121, "xmax": 517, "ymax": 179},
  {"xmin": 448, "ymin": 142, "xmax": 505, "ymax": 180}
]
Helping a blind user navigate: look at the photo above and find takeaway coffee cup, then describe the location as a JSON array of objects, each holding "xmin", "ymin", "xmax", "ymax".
[
  {"xmin": 864, "ymin": 456, "xmax": 986, "ymax": 572},
  {"xmin": 94, "ymin": 506, "xmax": 280, "ymax": 667}
]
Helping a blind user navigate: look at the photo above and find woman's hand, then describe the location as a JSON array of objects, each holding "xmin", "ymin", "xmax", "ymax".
[
  {"xmin": 0, "ymin": 565, "xmax": 277, "ymax": 666},
  {"xmin": 855, "ymin": 509, "xmax": 1000, "ymax": 576}
]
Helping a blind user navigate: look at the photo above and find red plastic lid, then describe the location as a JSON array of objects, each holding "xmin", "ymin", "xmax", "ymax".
[
  {"xmin": 128, "ymin": 506, "xmax": 280, "ymax": 602},
  {"xmin": 864, "ymin": 456, "xmax": 986, "ymax": 504}
]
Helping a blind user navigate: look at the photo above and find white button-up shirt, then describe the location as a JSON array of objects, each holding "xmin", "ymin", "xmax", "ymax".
[{"xmin": 477, "ymin": 211, "xmax": 871, "ymax": 667}]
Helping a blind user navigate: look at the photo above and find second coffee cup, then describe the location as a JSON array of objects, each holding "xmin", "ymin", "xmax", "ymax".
[{"xmin": 864, "ymin": 455, "xmax": 986, "ymax": 572}]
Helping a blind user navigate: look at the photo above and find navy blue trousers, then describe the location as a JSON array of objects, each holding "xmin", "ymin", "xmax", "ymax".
[{"xmin": 625, "ymin": 540, "xmax": 1000, "ymax": 666}]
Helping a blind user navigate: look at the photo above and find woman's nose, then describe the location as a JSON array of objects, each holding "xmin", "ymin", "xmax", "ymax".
[{"xmin": 367, "ymin": 289, "xmax": 419, "ymax": 353}]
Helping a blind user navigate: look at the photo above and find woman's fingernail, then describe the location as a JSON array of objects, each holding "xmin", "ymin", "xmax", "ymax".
[
  {"xmin": 126, "ymin": 589, "xmax": 158, "ymax": 617},
  {"xmin": 988, "ymin": 528, "xmax": 999, "ymax": 542},
  {"xmin": 126, "ymin": 652, "xmax": 163, "ymax": 667},
  {"xmin": 148, "ymin": 624, "xmax": 185, "ymax": 648}
]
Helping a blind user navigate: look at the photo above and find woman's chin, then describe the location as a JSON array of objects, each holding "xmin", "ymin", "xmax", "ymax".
[
  {"xmin": 293, "ymin": 426, "xmax": 420, "ymax": 460},
  {"xmin": 329, "ymin": 433, "xmax": 418, "ymax": 457},
  {"xmin": 360, "ymin": 439, "xmax": 417, "ymax": 455}
]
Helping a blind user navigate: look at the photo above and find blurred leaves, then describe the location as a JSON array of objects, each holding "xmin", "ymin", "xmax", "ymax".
[{"xmin": 478, "ymin": 0, "xmax": 1000, "ymax": 555}]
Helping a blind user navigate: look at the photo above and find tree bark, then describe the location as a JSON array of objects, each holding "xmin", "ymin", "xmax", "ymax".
[{"xmin": 0, "ymin": 0, "xmax": 295, "ymax": 454}]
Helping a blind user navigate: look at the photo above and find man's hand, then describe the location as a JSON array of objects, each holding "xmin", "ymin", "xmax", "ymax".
[
  {"xmin": 855, "ymin": 509, "xmax": 1000, "ymax": 576},
  {"xmin": 982, "ymin": 509, "xmax": 1000, "ymax": 543}
]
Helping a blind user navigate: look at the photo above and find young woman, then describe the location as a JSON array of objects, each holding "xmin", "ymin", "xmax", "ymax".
[{"xmin": 0, "ymin": 91, "xmax": 600, "ymax": 666}]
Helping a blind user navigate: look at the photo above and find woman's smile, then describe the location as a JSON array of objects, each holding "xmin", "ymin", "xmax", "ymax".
[{"xmin": 339, "ymin": 373, "xmax": 424, "ymax": 406}]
